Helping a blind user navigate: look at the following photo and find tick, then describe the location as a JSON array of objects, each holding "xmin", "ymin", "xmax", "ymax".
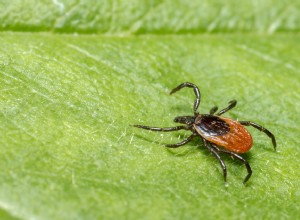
[{"xmin": 132, "ymin": 82, "xmax": 276, "ymax": 184}]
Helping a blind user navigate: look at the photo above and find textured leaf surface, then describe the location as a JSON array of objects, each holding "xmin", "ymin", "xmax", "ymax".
[
  {"xmin": 0, "ymin": 0, "xmax": 299, "ymax": 34},
  {"xmin": 1, "ymin": 1, "xmax": 300, "ymax": 220},
  {"xmin": 1, "ymin": 33, "xmax": 299, "ymax": 220}
]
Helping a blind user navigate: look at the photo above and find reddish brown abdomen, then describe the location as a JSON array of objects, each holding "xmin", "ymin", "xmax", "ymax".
[{"xmin": 194, "ymin": 115, "xmax": 253, "ymax": 154}]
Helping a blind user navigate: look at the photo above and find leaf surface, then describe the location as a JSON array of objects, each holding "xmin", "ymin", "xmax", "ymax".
[{"xmin": 0, "ymin": 1, "xmax": 300, "ymax": 220}]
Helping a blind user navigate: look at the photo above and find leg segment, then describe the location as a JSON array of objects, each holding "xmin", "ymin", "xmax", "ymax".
[
  {"xmin": 210, "ymin": 106, "xmax": 218, "ymax": 115},
  {"xmin": 169, "ymin": 82, "xmax": 201, "ymax": 115},
  {"xmin": 202, "ymin": 139, "xmax": 227, "ymax": 183},
  {"xmin": 132, "ymin": 125, "xmax": 187, "ymax": 132},
  {"xmin": 216, "ymin": 100, "xmax": 237, "ymax": 116},
  {"xmin": 212, "ymin": 145, "xmax": 252, "ymax": 184},
  {"xmin": 239, "ymin": 121, "xmax": 276, "ymax": 150},
  {"xmin": 165, "ymin": 133, "xmax": 197, "ymax": 148}
]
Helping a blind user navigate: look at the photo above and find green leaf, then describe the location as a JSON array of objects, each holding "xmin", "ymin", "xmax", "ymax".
[
  {"xmin": 1, "ymin": 1, "xmax": 300, "ymax": 220},
  {"xmin": 0, "ymin": 0, "xmax": 299, "ymax": 33}
]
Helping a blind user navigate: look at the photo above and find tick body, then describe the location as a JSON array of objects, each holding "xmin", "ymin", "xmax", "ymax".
[
  {"xmin": 194, "ymin": 114, "xmax": 253, "ymax": 154},
  {"xmin": 133, "ymin": 82, "xmax": 276, "ymax": 184}
]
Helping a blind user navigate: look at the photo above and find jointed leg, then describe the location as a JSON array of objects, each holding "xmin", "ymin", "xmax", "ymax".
[
  {"xmin": 132, "ymin": 125, "xmax": 188, "ymax": 132},
  {"xmin": 169, "ymin": 82, "xmax": 201, "ymax": 115},
  {"xmin": 210, "ymin": 106, "xmax": 218, "ymax": 115},
  {"xmin": 212, "ymin": 145, "xmax": 252, "ymax": 184},
  {"xmin": 165, "ymin": 133, "xmax": 197, "ymax": 148},
  {"xmin": 239, "ymin": 121, "xmax": 276, "ymax": 150},
  {"xmin": 202, "ymin": 139, "xmax": 227, "ymax": 183},
  {"xmin": 216, "ymin": 100, "xmax": 237, "ymax": 116}
]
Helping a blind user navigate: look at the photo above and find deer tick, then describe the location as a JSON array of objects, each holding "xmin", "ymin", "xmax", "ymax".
[{"xmin": 133, "ymin": 82, "xmax": 276, "ymax": 184}]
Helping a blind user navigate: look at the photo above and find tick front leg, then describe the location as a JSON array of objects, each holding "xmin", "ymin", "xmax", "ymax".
[
  {"xmin": 209, "ymin": 106, "xmax": 218, "ymax": 115},
  {"xmin": 165, "ymin": 133, "xmax": 197, "ymax": 148},
  {"xmin": 213, "ymin": 145, "xmax": 252, "ymax": 184},
  {"xmin": 132, "ymin": 125, "xmax": 188, "ymax": 132},
  {"xmin": 216, "ymin": 100, "xmax": 237, "ymax": 116},
  {"xmin": 169, "ymin": 82, "xmax": 201, "ymax": 115},
  {"xmin": 239, "ymin": 121, "xmax": 276, "ymax": 151},
  {"xmin": 202, "ymin": 139, "xmax": 227, "ymax": 183}
]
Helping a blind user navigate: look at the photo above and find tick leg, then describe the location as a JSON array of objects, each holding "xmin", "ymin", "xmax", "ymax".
[
  {"xmin": 165, "ymin": 133, "xmax": 197, "ymax": 148},
  {"xmin": 212, "ymin": 145, "xmax": 252, "ymax": 184},
  {"xmin": 239, "ymin": 121, "xmax": 276, "ymax": 151},
  {"xmin": 169, "ymin": 82, "xmax": 201, "ymax": 115},
  {"xmin": 210, "ymin": 106, "xmax": 218, "ymax": 115},
  {"xmin": 132, "ymin": 125, "xmax": 188, "ymax": 132},
  {"xmin": 216, "ymin": 100, "xmax": 237, "ymax": 116},
  {"xmin": 202, "ymin": 139, "xmax": 227, "ymax": 183}
]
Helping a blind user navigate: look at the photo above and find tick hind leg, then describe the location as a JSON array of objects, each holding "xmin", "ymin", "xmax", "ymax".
[
  {"xmin": 202, "ymin": 139, "xmax": 227, "ymax": 183},
  {"xmin": 212, "ymin": 145, "xmax": 252, "ymax": 184},
  {"xmin": 239, "ymin": 121, "xmax": 276, "ymax": 150},
  {"xmin": 169, "ymin": 82, "xmax": 201, "ymax": 115}
]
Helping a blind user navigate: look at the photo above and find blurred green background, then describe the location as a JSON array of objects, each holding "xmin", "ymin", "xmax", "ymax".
[{"xmin": 0, "ymin": 1, "xmax": 299, "ymax": 220}]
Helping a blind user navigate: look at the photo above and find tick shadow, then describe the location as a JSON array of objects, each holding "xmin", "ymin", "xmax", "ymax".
[
  {"xmin": 134, "ymin": 132, "xmax": 257, "ymax": 184},
  {"xmin": 134, "ymin": 133, "xmax": 254, "ymax": 164},
  {"xmin": 166, "ymin": 140, "xmax": 255, "ymax": 185},
  {"xmin": 134, "ymin": 134, "xmax": 163, "ymax": 146},
  {"xmin": 134, "ymin": 132, "xmax": 199, "ymax": 156}
]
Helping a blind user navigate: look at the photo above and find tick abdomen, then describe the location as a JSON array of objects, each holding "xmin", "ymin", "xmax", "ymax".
[{"xmin": 194, "ymin": 115, "xmax": 253, "ymax": 153}]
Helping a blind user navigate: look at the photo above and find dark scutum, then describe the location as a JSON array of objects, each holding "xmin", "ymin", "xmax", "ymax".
[{"xmin": 196, "ymin": 115, "xmax": 230, "ymax": 136}]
